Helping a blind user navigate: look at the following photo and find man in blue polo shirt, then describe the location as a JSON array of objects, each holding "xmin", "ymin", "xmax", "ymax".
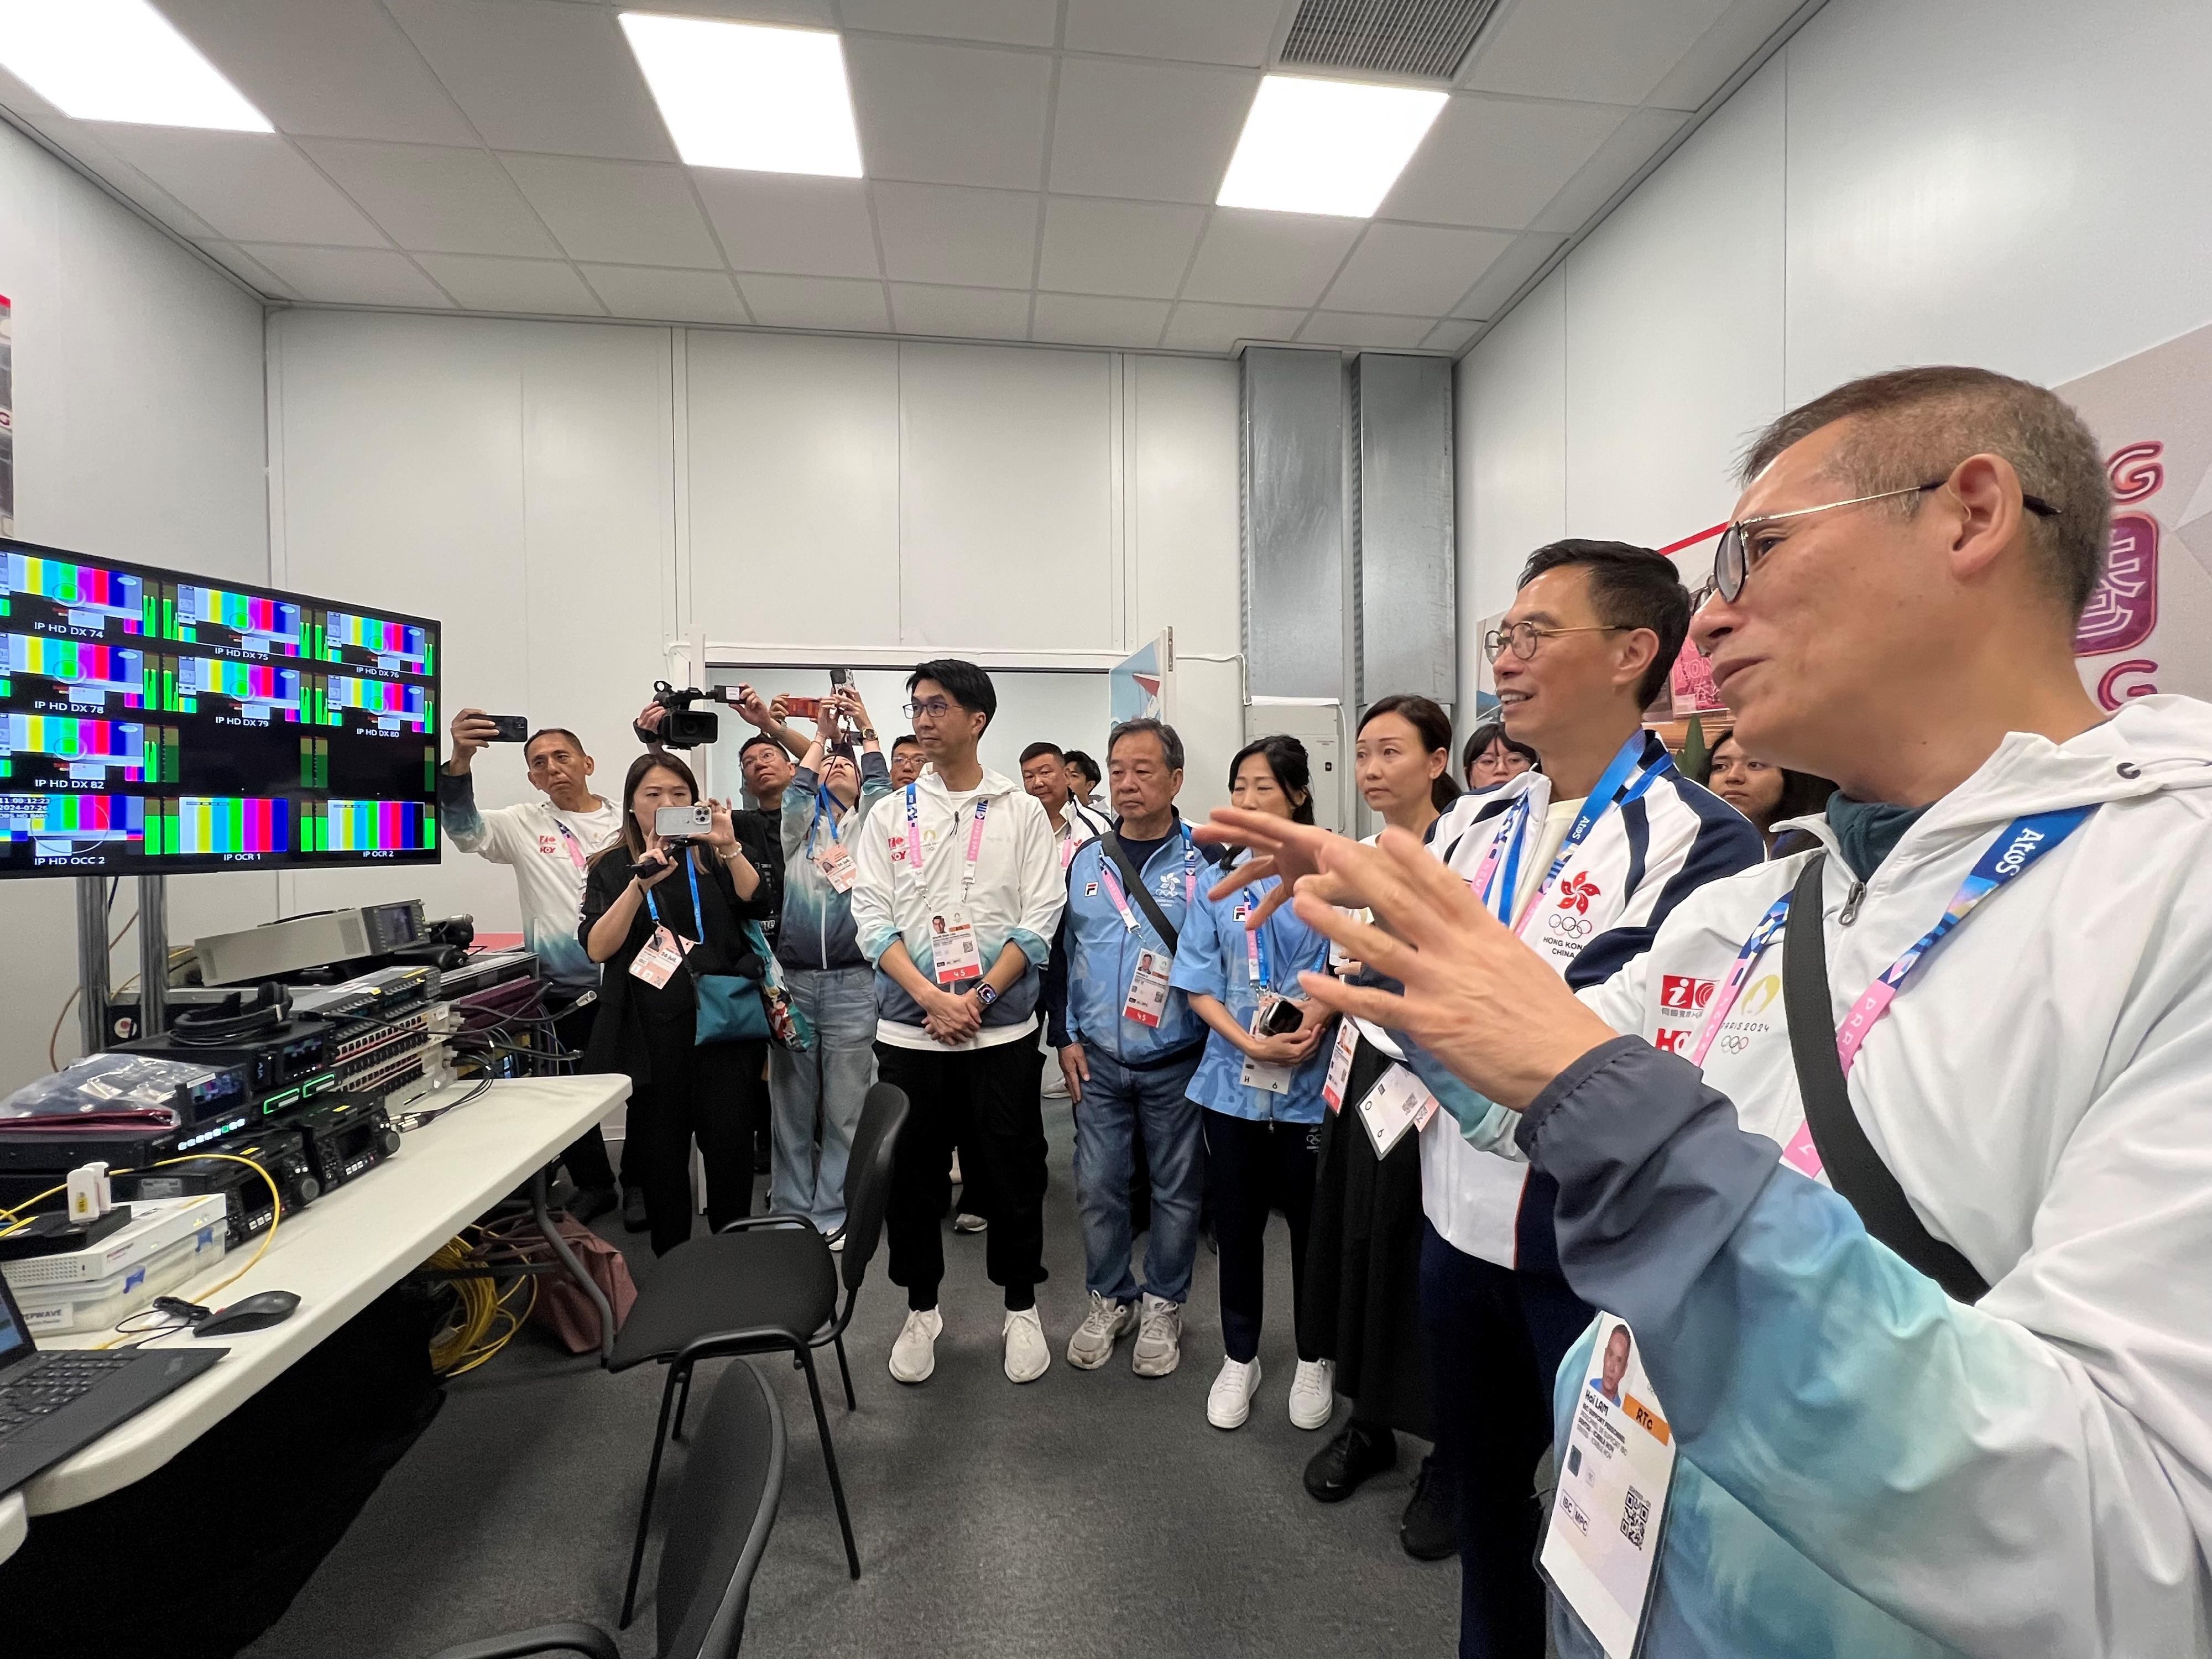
[{"xmin": 1053, "ymin": 717, "xmax": 1207, "ymax": 1378}]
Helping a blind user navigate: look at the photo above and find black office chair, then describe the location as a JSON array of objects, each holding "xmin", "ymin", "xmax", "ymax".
[
  {"xmin": 428, "ymin": 1356, "xmax": 786, "ymax": 1659},
  {"xmin": 612, "ymin": 1082, "xmax": 909, "ymax": 1622}
]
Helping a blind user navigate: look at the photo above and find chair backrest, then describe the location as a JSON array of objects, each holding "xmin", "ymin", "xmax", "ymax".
[
  {"xmin": 838, "ymin": 1083, "xmax": 909, "ymax": 1293},
  {"xmin": 655, "ymin": 1358, "xmax": 787, "ymax": 1659}
]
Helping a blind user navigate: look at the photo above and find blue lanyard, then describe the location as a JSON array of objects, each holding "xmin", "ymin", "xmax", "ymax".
[
  {"xmin": 644, "ymin": 855, "xmax": 706, "ymax": 945},
  {"xmin": 807, "ymin": 784, "xmax": 842, "ymax": 848},
  {"xmin": 1480, "ymin": 735, "xmax": 1671, "ymax": 924},
  {"xmin": 1240, "ymin": 885, "xmax": 1274, "ymax": 988}
]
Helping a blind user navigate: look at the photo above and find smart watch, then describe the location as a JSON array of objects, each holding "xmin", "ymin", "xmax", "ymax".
[{"xmin": 975, "ymin": 982, "xmax": 999, "ymax": 1008}]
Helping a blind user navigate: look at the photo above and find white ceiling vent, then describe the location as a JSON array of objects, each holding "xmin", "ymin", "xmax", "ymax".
[{"xmin": 1278, "ymin": 0, "xmax": 1506, "ymax": 82}]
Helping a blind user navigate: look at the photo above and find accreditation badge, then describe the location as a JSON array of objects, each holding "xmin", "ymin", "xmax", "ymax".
[
  {"xmin": 1540, "ymin": 1313, "xmax": 1676, "ymax": 1658},
  {"xmin": 1321, "ymin": 1018, "xmax": 1358, "ymax": 1112},
  {"xmin": 1121, "ymin": 947, "xmax": 1174, "ymax": 1027}
]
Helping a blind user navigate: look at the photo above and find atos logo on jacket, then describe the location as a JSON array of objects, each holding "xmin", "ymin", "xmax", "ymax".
[
  {"xmin": 1660, "ymin": 975, "xmax": 1715, "ymax": 1014},
  {"xmin": 1557, "ymin": 873, "xmax": 1602, "ymax": 914}
]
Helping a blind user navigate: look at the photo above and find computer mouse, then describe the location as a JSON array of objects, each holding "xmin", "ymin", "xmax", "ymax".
[{"xmin": 194, "ymin": 1290, "xmax": 302, "ymax": 1337}]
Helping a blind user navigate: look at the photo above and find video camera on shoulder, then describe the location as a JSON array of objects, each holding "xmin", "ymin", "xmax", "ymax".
[{"xmin": 639, "ymin": 680, "xmax": 718, "ymax": 748}]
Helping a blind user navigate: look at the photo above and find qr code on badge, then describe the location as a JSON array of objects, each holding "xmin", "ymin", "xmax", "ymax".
[{"xmin": 1621, "ymin": 1484, "xmax": 1651, "ymax": 1550}]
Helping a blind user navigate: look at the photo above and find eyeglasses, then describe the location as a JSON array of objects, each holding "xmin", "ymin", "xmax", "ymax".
[
  {"xmin": 1699, "ymin": 479, "xmax": 2060, "ymax": 607},
  {"xmin": 902, "ymin": 698, "xmax": 954, "ymax": 719},
  {"xmin": 1485, "ymin": 622, "xmax": 1629, "ymax": 661}
]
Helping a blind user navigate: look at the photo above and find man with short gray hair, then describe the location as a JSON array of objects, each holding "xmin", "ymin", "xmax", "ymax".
[{"xmin": 1050, "ymin": 717, "xmax": 1208, "ymax": 1376}]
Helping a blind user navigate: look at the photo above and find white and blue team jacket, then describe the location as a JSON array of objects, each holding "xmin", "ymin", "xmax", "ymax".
[{"xmin": 1405, "ymin": 732, "xmax": 1762, "ymax": 1271}]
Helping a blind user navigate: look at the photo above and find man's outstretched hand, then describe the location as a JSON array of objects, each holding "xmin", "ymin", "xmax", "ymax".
[
  {"xmin": 1194, "ymin": 808, "xmax": 1340, "ymax": 926},
  {"xmin": 1288, "ymin": 828, "xmax": 1619, "ymax": 1112}
]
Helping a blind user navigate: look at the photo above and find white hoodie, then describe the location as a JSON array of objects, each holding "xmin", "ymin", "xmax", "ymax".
[{"xmin": 1546, "ymin": 695, "xmax": 2212, "ymax": 1657}]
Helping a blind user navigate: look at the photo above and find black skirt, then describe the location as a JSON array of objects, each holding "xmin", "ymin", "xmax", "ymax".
[{"xmin": 1300, "ymin": 1032, "xmax": 1431, "ymax": 1440}]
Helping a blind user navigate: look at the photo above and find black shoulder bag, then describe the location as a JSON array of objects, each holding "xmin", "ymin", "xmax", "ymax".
[
  {"xmin": 1781, "ymin": 853, "xmax": 1990, "ymax": 1304},
  {"xmin": 1103, "ymin": 832, "xmax": 1180, "ymax": 954}
]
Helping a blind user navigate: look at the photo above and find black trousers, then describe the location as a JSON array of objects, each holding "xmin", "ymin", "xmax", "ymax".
[
  {"xmin": 551, "ymin": 997, "xmax": 621, "ymax": 1192},
  {"xmin": 627, "ymin": 1019, "xmax": 768, "ymax": 1256},
  {"xmin": 1420, "ymin": 1218, "xmax": 1592, "ymax": 1659},
  {"xmin": 878, "ymin": 1038, "xmax": 1047, "ymax": 1312},
  {"xmin": 1203, "ymin": 1108, "xmax": 1321, "ymax": 1364}
]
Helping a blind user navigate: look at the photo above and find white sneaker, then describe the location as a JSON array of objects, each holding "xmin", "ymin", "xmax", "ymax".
[
  {"xmin": 889, "ymin": 1306, "xmax": 943, "ymax": 1385},
  {"xmin": 1131, "ymin": 1293, "xmax": 1182, "ymax": 1378},
  {"xmin": 1288, "ymin": 1357, "xmax": 1335, "ymax": 1430},
  {"xmin": 1207, "ymin": 1357, "xmax": 1262, "ymax": 1430},
  {"xmin": 948, "ymin": 1150, "xmax": 962, "ymax": 1183},
  {"xmin": 954, "ymin": 1211, "xmax": 988, "ymax": 1234},
  {"xmin": 1003, "ymin": 1307, "xmax": 1051, "ymax": 1383},
  {"xmin": 1065, "ymin": 1291, "xmax": 1135, "ymax": 1369}
]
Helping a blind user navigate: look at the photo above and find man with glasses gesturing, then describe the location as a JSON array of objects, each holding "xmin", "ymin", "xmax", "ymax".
[{"xmin": 1221, "ymin": 367, "xmax": 2212, "ymax": 1657}]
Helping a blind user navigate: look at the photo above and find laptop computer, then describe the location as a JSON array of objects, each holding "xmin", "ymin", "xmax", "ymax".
[{"xmin": 0, "ymin": 1264, "xmax": 225, "ymax": 1496}]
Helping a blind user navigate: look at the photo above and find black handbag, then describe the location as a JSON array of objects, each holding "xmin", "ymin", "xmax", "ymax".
[{"xmin": 1781, "ymin": 853, "xmax": 1990, "ymax": 1303}]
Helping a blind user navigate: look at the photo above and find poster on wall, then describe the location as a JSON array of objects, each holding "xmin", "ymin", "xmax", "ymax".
[
  {"xmin": 0, "ymin": 294, "xmax": 14, "ymax": 535},
  {"xmin": 2058, "ymin": 321, "xmax": 2212, "ymax": 709},
  {"xmin": 1110, "ymin": 630, "xmax": 1173, "ymax": 726}
]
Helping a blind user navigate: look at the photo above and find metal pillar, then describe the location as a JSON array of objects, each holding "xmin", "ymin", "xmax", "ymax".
[
  {"xmin": 137, "ymin": 874, "xmax": 168, "ymax": 1040},
  {"xmin": 75, "ymin": 876, "xmax": 109, "ymax": 1060}
]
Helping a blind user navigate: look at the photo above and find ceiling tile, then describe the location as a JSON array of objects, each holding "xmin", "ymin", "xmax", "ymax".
[
  {"xmin": 1323, "ymin": 223, "xmax": 1514, "ymax": 315},
  {"xmin": 1451, "ymin": 230, "xmax": 1565, "ymax": 319},
  {"xmin": 1038, "ymin": 197, "xmax": 1204, "ymax": 299},
  {"xmin": 498, "ymin": 154, "xmax": 723, "ymax": 269},
  {"xmin": 638, "ymin": 0, "xmax": 837, "ymax": 20},
  {"xmin": 1299, "ymin": 312, "xmax": 1435, "ymax": 349},
  {"xmin": 578, "ymin": 264, "xmax": 749, "ymax": 324},
  {"xmin": 695, "ymin": 173, "xmax": 880, "ymax": 278},
  {"xmin": 1181, "ymin": 208, "xmax": 1361, "ymax": 309},
  {"xmin": 1062, "ymin": 0, "xmax": 1286, "ymax": 66},
  {"xmin": 1031, "ymin": 292, "xmax": 1170, "ymax": 348},
  {"xmin": 871, "ymin": 182, "xmax": 1039, "ymax": 289},
  {"xmin": 887, "ymin": 283, "xmax": 1033, "ymax": 340},
  {"xmin": 1380, "ymin": 94, "xmax": 1630, "ymax": 231},
  {"xmin": 1048, "ymin": 58, "xmax": 1257, "ymax": 203},
  {"xmin": 738, "ymin": 274, "xmax": 893, "ymax": 331},
  {"xmin": 1528, "ymin": 108, "xmax": 1687, "ymax": 234},
  {"xmin": 93, "ymin": 129, "xmax": 387, "ymax": 247},
  {"xmin": 1161, "ymin": 301, "xmax": 1308, "ymax": 353},
  {"xmin": 1646, "ymin": 0, "xmax": 1805, "ymax": 111},
  {"xmin": 384, "ymin": 0, "xmax": 675, "ymax": 162},
  {"xmin": 414, "ymin": 253, "xmax": 609, "ymax": 315},
  {"xmin": 836, "ymin": 0, "xmax": 1059, "ymax": 48},
  {"xmin": 846, "ymin": 37, "xmax": 1052, "ymax": 191},
  {"xmin": 1462, "ymin": 0, "xmax": 1738, "ymax": 106},
  {"xmin": 156, "ymin": 0, "xmax": 478, "ymax": 145},
  {"xmin": 1423, "ymin": 319, "xmax": 1484, "ymax": 353},
  {"xmin": 298, "ymin": 141, "xmax": 557, "ymax": 257},
  {"xmin": 194, "ymin": 240, "xmax": 293, "ymax": 296},
  {"xmin": 237, "ymin": 244, "xmax": 452, "ymax": 307}
]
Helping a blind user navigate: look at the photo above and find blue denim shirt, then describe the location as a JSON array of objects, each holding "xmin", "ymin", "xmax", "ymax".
[
  {"xmin": 1060, "ymin": 820, "xmax": 1206, "ymax": 1066},
  {"xmin": 1170, "ymin": 867, "xmax": 1331, "ymax": 1123}
]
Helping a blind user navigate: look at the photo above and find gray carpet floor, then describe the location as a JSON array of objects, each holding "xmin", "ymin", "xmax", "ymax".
[{"xmin": 243, "ymin": 1097, "xmax": 1457, "ymax": 1658}]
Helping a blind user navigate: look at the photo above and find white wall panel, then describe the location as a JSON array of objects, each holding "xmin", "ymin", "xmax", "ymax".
[
  {"xmin": 1563, "ymin": 56, "xmax": 1785, "ymax": 550},
  {"xmin": 685, "ymin": 331, "xmax": 900, "ymax": 645},
  {"xmin": 896, "ymin": 342, "xmax": 1115, "ymax": 651},
  {"xmin": 0, "ymin": 124, "xmax": 269, "ymax": 1091}
]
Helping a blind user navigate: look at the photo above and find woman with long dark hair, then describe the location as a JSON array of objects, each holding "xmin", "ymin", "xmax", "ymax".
[
  {"xmin": 1298, "ymin": 694, "xmax": 1456, "ymax": 1557},
  {"xmin": 578, "ymin": 750, "xmax": 776, "ymax": 1255},
  {"xmin": 1697, "ymin": 730, "xmax": 1834, "ymax": 856},
  {"xmin": 1170, "ymin": 735, "xmax": 1338, "ymax": 1431}
]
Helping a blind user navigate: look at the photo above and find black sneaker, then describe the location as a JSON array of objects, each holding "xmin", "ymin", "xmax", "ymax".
[
  {"xmin": 1400, "ymin": 1453, "xmax": 1456, "ymax": 1560},
  {"xmin": 621, "ymin": 1186, "xmax": 650, "ymax": 1234},
  {"xmin": 568, "ymin": 1185, "xmax": 617, "ymax": 1225},
  {"xmin": 1303, "ymin": 1418, "xmax": 1398, "ymax": 1503}
]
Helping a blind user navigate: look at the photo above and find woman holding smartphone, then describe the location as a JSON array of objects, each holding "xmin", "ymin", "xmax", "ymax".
[
  {"xmin": 579, "ymin": 751, "xmax": 775, "ymax": 1255},
  {"xmin": 1170, "ymin": 734, "xmax": 1338, "ymax": 1432}
]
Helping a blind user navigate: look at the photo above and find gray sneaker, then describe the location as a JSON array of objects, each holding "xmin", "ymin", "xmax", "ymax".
[
  {"xmin": 1065, "ymin": 1291, "xmax": 1135, "ymax": 1369},
  {"xmin": 1132, "ymin": 1293, "xmax": 1182, "ymax": 1378}
]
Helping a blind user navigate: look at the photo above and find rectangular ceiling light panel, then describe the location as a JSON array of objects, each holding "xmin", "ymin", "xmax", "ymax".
[
  {"xmin": 0, "ymin": 0, "xmax": 270, "ymax": 131},
  {"xmin": 620, "ymin": 12, "xmax": 862, "ymax": 178},
  {"xmin": 1217, "ymin": 74, "xmax": 1444, "ymax": 218}
]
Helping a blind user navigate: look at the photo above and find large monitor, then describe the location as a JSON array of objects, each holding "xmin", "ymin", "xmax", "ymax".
[{"xmin": 0, "ymin": 538, "xmax": 440, "ymax": 877}]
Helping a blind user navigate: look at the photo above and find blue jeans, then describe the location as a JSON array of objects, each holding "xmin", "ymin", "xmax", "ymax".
[
  {"xmin": 767, "ymin": 964, "xmax": 878, "ymax": 1235},
  {"xmin": 1074, "ymin": 1045, "xmax": 1204, "ymax": 1304}
]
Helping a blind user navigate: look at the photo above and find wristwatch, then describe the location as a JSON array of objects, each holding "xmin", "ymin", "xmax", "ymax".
[
  {"xmin": 860, "ymin": 726, "xmax": 877, "ymax": 741},
  {"xmin": 974, "ymin": 982, "xmax": 999, "ymax": 1009}
]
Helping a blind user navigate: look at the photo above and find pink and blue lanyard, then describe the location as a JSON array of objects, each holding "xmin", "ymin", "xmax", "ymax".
[
  {"xmin": 1467, "ymin": 734, "xmax": 1671, "ymax": 929},
  {"xmin": 904, "ymin": 784, "xmax": 989, "ymax": 895},
  {"xmin": 1097, "ymin": 827, "xmax": 1197, "ymax": 937},
  {"xmin": 553, "ymin": 818, "xmax": 588, "ymax": 872},
  {"xmin": 1238, "ymin": 881, "xmax": 1276, "ymax": 989},
  {"xmin": 1686, "ymin": 806, "xmax": 2094, "ymax": 1166}
]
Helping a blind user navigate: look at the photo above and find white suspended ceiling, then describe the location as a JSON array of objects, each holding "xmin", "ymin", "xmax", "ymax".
[{"xmin": 0, "ymin": 0, "xmax": 1809, "ymax": 355}]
